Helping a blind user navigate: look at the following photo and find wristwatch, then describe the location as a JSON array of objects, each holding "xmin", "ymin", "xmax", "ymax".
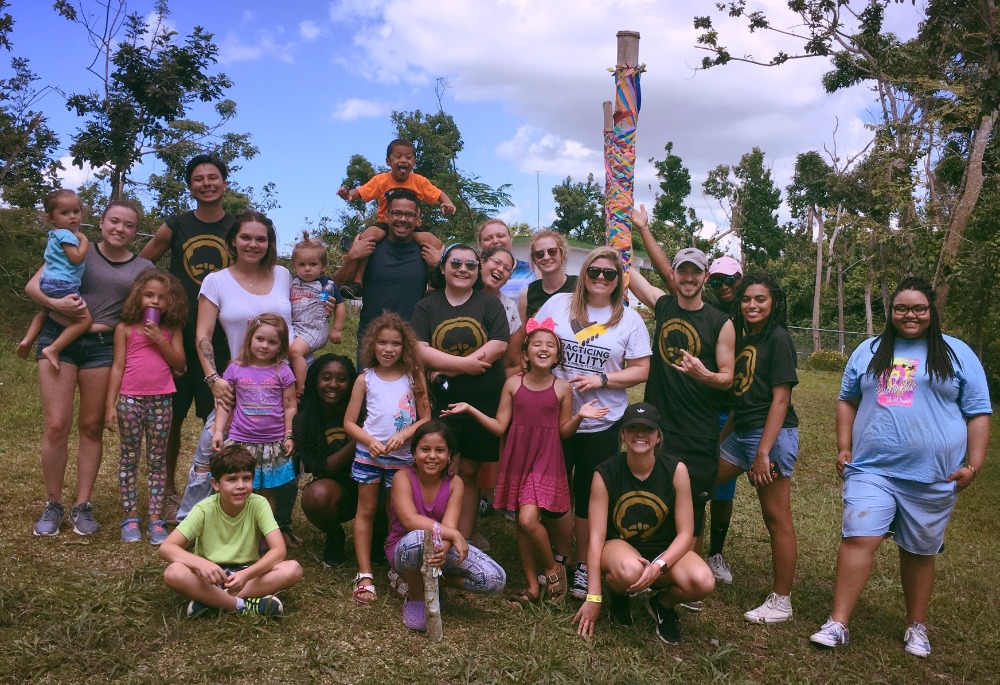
[
  {"xmin": 654, "ymin": 558, "xmax": 669, "ymax": 574},
  {"xmin": 599, "ymin": 372, "xmax": 609, "ymax": 388}
]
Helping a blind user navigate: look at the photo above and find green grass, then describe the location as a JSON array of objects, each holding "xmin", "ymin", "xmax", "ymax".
[{"xmin": 1, "ymin": 330, "xmax": 998, "ymax": 684}]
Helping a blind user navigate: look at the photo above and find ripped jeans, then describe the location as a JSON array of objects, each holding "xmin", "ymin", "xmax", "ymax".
[
  {"xmin": 392, "ymin": 529, "xmax": 506, "ymax": 595},
  {"xmin": 177, "ymin": 409, "xmax": 220, "ymax": 521}
]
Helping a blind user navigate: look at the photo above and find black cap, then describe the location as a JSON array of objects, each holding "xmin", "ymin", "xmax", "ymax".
[{"xmin": 621, "ymin": 402, "xmax": 661, "ymax": 429}]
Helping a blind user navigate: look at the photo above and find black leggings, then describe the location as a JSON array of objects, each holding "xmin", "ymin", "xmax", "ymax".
[{"xmin": 562, "ymin": 421, "xmax": 622, "ymax": 518}]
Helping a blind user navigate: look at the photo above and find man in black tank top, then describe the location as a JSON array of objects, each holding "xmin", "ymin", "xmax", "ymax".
[{"xmin": 140, "ymin": 154, "xmax": 234, "ymax": 523}]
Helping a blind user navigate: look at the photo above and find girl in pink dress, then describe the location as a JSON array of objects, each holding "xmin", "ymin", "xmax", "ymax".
[{"xmin": 443, "ymin": 318, "xmax": 608, "ymax": 606}]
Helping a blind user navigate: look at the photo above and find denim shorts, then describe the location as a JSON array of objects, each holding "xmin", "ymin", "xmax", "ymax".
[
  {"xmin": 351, "ymin": 447, "xmax": 412, "ymax": 486},
  {"xmin": 36, "ymin": 318, "xmax": 114, "ymax": 369},
  {"xmin": 720, "ymin": 427, "xmax": 799, "ymax": 478},
  {"xmin": 841, "ymin": 470, "xmax": 956, "ymax": 556},
  {"xmin": 39, "ymin": 277, "xmax": 81, "ymax": 299},
  {"xmin": 712, "ymin": 411, "xmax": 736, "ymax": 501}
]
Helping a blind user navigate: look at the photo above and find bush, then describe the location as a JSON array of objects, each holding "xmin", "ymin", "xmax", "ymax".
[{"xmin": 805, "ymin": 349, "xmax": 848, "ymax": 372}]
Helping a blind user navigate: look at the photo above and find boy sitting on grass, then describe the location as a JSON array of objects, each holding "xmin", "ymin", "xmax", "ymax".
[{"xmin": 159, "ymin": 445, "xmax": 303, "ymax": 617}]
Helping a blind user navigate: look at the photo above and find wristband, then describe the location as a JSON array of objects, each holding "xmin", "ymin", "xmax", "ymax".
[
  {"xmin": 585, "ymin": 594, "xmax": 603, "ymax": 603},
  {"xmin": 283, "ymin": 434, "xmax": 293, "ymax": 441},
  {"xmin": 654, "ymin": 558, "xmax": 669, "ymax": 574},
  {"xmin": 967, "ymin": 464, "xmax": 979, "ymax": 477},
  {"xmin": 204, "ymin": 373, "xmax": 220, "ymax": 386}
]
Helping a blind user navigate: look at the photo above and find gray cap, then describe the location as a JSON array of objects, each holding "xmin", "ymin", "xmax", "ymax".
[{"xmin": 672, "ymin": 247, "xmax": 707, "ymax": 271}]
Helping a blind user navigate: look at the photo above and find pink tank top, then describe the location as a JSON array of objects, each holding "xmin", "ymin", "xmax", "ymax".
[{"xmin": 120, "ymin": 325, "xmax": 177, "ymax": 395}]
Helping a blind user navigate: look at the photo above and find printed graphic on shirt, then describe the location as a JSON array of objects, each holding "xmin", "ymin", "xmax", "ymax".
[
  {"xmin": 181, "ymin": 234, "xmax": 230, "ymax": 284},
  {"xmin": 325, "ymin": 426, "xmax": 348, "ymax": 446},
  {"xmin": 570, "ymin": 318, "xmax": 608, "ymax": 346},
  {"xmin": 612, "ymin": 490, "xmax": 670, "ymax": 542},
  {"xmin": 238, "ymin": 374, "xmax": 282, "ymax": 417},
  {"xmin": 657, "ymin": 318, "xmax": 702, "ymax": 365},
  {"xmin": 393, "ymin": 392, "xmax": 417, "ymax": 432},
  {"xmin": 877, "ymin": 357, "xmax": 919, "ymax": 407},
  {"xmin": 430, "ymin": 317, "xmax": 487, "ymax": 357},
  {"xmin": 732, "ymin": 345, "xmax": 757, "ymax": 397}
]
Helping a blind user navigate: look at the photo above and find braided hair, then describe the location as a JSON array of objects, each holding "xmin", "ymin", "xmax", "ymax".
[{"xmin": 732, "ymin": 271, "xmax": 787, "ymax": 346}]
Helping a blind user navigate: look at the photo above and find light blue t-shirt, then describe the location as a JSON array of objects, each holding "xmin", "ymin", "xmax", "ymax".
[
  {"xmin": 500, "ymin": 258, "xmax": 536, "ymax": 299},
  {"xmin": 839, "ymin": 335, "xmax": 991, "ymax": 483},
  {"xmin": 42, "ymin": 228, "xmax": 85, "ymax": 285}
]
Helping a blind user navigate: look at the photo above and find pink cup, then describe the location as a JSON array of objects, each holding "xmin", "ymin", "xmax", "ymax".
[{"xmin": 143, "ymin": 306, "xmax": 161, "ymax": 325}]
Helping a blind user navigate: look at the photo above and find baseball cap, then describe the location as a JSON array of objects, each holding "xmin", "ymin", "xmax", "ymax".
[
  {"xmin": 672, "ymin": 247, "xmax": 707, "ymax": 271},
  {"xmin": 708, "ymin": 256, "xmax": 743, "ymax": 277},
  {"xmin": 621, "ymin": 402, "xmax": 661, "ymax": 430}
]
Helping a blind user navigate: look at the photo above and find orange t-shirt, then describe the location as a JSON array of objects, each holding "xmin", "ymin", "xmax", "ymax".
[{"xmin": 357, "ymin": 172, "xmax": 443, "ymax": 222}]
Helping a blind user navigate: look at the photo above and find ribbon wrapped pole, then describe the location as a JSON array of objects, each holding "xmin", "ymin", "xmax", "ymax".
[{"xmin": 604, "ymin": 31, "xmax": 643, "ymax": 303}]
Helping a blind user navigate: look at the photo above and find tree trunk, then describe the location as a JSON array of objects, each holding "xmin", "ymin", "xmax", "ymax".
[
  {"xmin": 837, "ymin": 258, "xmax": 845, "ymax": 354},
  {"xmin": 421, "ymin": 530, "xmax": 443, "ymax": 642},
  {"xmin": 933, "ymin": 110, "xmax": 998, "ymax": 316},
  {"xmin": 811, "ymin": 206, "xmax": 823, "ymax": 353}
]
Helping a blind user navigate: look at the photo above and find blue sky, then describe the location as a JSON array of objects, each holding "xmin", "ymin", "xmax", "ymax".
[{"xmin": 7, "ymin": 0, "xmax": 924, "ymax": 252}]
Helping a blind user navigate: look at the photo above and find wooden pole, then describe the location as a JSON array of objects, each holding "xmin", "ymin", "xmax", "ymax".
[{"xmin": 421, "ymin": 529, "xmax": 443, "ymax": 641}]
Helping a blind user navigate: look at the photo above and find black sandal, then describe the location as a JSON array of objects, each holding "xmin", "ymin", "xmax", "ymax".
[{"xmin": 506, "ymin": 588, "xmax": 542, "ymax": 610}]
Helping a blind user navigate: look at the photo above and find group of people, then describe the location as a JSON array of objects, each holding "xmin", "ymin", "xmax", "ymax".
[{"xmin": 20, "ymin": 146, "xmax": 990, "ymax": 654}]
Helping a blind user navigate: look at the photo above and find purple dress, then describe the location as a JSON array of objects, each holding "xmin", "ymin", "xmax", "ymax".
[{"xmin": 494, "ymin": 378, "xmax": 571, "ymax": 514}]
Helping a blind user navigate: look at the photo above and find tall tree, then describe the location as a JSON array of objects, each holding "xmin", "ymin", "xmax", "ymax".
[
  {"xmin": 649, "ymin": 141, "xmax": 703, "ymax": 243},
  {"xmin": 703, "ymin": 147, "xmax": 783, "ymax": 266},
  {"xmin": 551, "ymin": 173, "xmax": 606, "ymax": 244},
  {"xmin": 55, "ymin": 0, "xmax": 248, "ymax": 200},
  {"xmin": 787, "ymin": 151, "xmax": 833, "ymax": 351}
]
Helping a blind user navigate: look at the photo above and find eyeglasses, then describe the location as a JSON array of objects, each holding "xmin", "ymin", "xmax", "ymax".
[
  {"xmin": 388, "ymin": 209, "xmax": 418, "ymax": 220},
  {"xmin": 449, "ymin": 258, "xmax": 479, "ymax": 271},
  {"xmin": 892, "ymin": 304, "xmax": 930, "ymax": 316},
  {"xmin": 533, "ymin": 247, "xmax": 560, "ymax": 260},
  {"xmin": 586, "ymin": 266, "xmax": 619, "ymax": 281},
  {"xmin": 708, "ymin": 275, "xmax": 739, "ymax": 288},
  {"xmin": 485, "ymin": 256, "xmax": 513, "ymax": 274}
]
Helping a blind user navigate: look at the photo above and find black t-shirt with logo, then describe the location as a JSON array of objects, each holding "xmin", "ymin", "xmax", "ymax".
[
  {"xmin": 525, "ymin": 275, "xmax": 577, "ymax": 319},
  {"xmin": 596, "ymin": 451, "xmax": 679, "ymax": 560},
  {"xmin": 731, "ymin": 326, "xmax": 799, "ymax": 433},
  {"xmin": 166, "ymin": 211, "xmax": 234, "ymax": 351},
  {"xmin": 644, "ymin": 295, "xmax": 730, "ymax": 439},
  {"xmin": 412, "ymin": 289, "xmax": 509, "ymax": 409}
]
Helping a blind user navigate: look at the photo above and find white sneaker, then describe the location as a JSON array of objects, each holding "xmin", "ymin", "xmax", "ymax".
[
  {"xmin": 706, "ymin": 553, "xmax": 733, "ymax": 585},
  {"xmin": 904, "ymin": 622, "xmax": 931, "ymax": 658},
  {"xmin": 810, "ymin": 618, "xmax": 850, "ymax": 647},
  {"xmin": 744, "ymin": 592, "xmax": 793, "ymax": 624}
]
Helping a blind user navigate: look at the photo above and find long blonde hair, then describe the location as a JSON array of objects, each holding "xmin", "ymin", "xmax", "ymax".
[{"xmin": 569, "ymin": 246, "xmax": 625, "ymax": 328}]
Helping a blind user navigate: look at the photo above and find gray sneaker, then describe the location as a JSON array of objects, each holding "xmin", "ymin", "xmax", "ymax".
[
  {"xmin": 33, "ymin": 502, "xmax": 65, "ymax": 536},
  {"xmin": 70, "ymin": 502, "xmax": 100, "ymax": 535}
]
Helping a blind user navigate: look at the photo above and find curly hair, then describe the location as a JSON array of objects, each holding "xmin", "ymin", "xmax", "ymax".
[
  {"xmin": 233, "ymin": 313, "xmax": 290, "ymax": 369},
  {"xmin": 732, "ymin": 271, "xmax": 787, "ymax": 346},
  {"xmin": 865, "ymin": 275, "xmax": 957, "ymax": 382},
  {"xmin": 569, "ymin": 246, "xmax": 625, "ymax": 328},
  {"xmin": 119, "ymin": 269, "xmax": 188, "ymax": 329},
  {"xmin": 359, "ymin": 311, "xmax": 429, "ymax": 409}
]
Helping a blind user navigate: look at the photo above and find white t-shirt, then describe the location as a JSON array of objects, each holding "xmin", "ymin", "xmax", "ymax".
[
  {"xmin": 535, "ymin": 292, "xmax": 652, "ymax": 432},
  {"xmin": 199, "ymin": 266, "xmax": 293, "ymax": 360}
]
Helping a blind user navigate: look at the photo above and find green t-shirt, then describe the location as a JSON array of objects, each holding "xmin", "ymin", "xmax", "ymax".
[{"xmin": 176, "ymin": 493, "xmax": 278, "ymax": 564}]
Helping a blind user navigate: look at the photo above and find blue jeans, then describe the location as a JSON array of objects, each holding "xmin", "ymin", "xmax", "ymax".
[
  {"xmin": 177, "ymin": 409, "xmax": 219, "ymax": 521},
  {"xmin": 391, "ymin": 530, "xmax": 506, "ymax": 595}
]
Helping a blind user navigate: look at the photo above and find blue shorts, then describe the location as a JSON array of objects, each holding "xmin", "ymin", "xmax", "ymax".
[
  {"xmin": 36, "ymin": 318, "xmax": 114, "ymax": 369},
  {"xmin": 351, "ymin": 447, "xmax": 411, "ymax": 486},
  {"xmin": 40, "ymin": 277, "xmax": 81, "ymax": 299},
  {"xmin": 841, "ymin": 471, "xmax": 956, "ymax": 555},
  {"xmin": 720, "ymin": 427, "xmax": 799, "ymax": 479}
]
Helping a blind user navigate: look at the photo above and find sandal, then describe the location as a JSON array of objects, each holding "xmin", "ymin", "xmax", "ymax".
[
  {"xmin": 279, "ymin": 524, "xmax": 303, "ymax": 548},
  {"xmin": 543, "ymin": 563, "xmax": 567, "ymax": 605},
  {"xmin": 506, "ymin": 588, "xmax": 542, "ymax": 610},
  {"xmin": 388, "ymin": 569, "xmax": 409, "ymax": 598},
  {"xmin": 352, "ymin": 572, "xmax": 377, "ymax": 605}
]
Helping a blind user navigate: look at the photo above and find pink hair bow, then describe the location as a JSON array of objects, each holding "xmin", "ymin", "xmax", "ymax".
[{"xmin": 525, "ymin": 317, "xmax": 556, "ymax": 334}]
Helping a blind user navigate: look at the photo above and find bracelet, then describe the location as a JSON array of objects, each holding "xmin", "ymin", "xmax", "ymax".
[
  {"xmin": 283, "ymin": 434, "xmax": 293, "ymax": 441},
  {"xmin": 654, "ymin": 557, "xmax": 669, "ymax": 574},
  {"xmin": 204, "ymin": 373, "xmax": 220, "ymax": 386},
  {"xmin": 585, "ymin": 594, "xmax": 603, "ymax": 603},
  {"xmin": 599, "ymin": 372, "xmax": 609, "ymax": 388},
  {"xmin": 967, "ymin": 464, "xmax": 979, "ymax": 477}
]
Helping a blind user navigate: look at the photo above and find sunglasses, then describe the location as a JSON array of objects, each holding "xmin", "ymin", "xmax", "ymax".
[
  {"xmin": 708, "ymin": 275, "xmax": 739, "ymax": 288},
  {"xmin": 892, "ymin": 304, "xmax": 930, "ymax": 316},
  {"xmin": 533, "ymin": 247, "xmax": 560, "ymax": 260},
  {"xmin": 586, "ymin": 266, "xmax": 619, "ymax": 281},
  {"xmin": 448, "ymin": 258, "xmax": 479, "ymax": 271}
]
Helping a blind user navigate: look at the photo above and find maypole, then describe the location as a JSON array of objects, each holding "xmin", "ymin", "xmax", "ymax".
[{"xmin": 604, "ymin": 31, "xmax": 643, "ymax": 302}]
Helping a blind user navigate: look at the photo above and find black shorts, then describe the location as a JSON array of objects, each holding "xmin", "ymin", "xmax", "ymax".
[
  {"xmin": 439, "ymin": 412, "xmax": 500, "ymax": 463},
  {"xmin": 661, "ymin": 428, "xmax": 719, "ymax": 536},
  {"xmin": 562, "ymin": 420, "xmax": 622, "ymax": 518},
  {"xmin": 173, "ymin": 341, "xmax": 229, "ymax": 421}
]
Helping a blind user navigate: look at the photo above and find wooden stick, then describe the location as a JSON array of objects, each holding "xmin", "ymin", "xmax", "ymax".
[
  {"xmin": 616, "ymin": 30, "xmax": 640, "ymax": 66},
  {"xmin": 603, "ymin": 101, "xmax": 613, "ymax": 133},
  {"xmin": 421, "ymin": 530, "xmax": 443, "ymax": 641}
]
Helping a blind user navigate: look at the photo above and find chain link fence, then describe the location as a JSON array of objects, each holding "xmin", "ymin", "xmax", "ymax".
[{"xmin": 787, "ymin": 326, "xmax": 872, "ymax": 365}]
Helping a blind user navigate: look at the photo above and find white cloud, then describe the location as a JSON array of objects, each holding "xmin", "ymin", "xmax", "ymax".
[
  {"xmin": 218, "ymin": 30, "xmax": 296, "ymax": 64},
  {"xmin": 328, "ymin": 0, "xmax": 387, "ymax": 23},
  {"xmin": 496, "ymin": 126, "xmax": 601, "ymax": 179},
  {"xmin": 56, "ymin": 156, "xmax": 102, "ymax": 189},
  {"xmin": 331, "ymin": 98, "xmax": 394, "ymax": 121},
  {"xmin": 299, "ymin": 19, "xmax": 322, "ymax": 41}
]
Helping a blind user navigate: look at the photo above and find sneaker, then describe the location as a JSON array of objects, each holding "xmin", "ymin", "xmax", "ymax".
[
  {"xmin": 468, "ymin": 530, "xmax": 491, "ymax": 553},
  {"xmin": 904, "ymin": 622, "xmax": 931, "ymax": 658},
  {"xmin": 240, "ymin": 595, "xmax": 283, "ymax": 617},
  {"xmin": 403, "ymin": 598, "xmax": 427, "ymax": 631},
  {"xmin": 646, "ymin": 595, "xmax": 682, "ymax": 645},
  {"xmin": 608, "ymin": 591, "xmax": 633, "ymax": 627},
  {"xmin": 147, "ymin": 520, "xmax": 168, "ymax": 545},
  {"xmin": 33, "ymin": 501, "xmax": 65, "ymax": 536},
  {"xmin": 810, "ymin": 618, "xmax": 850, "ymax": 648},
  {"xmin": 678, "ymin": 600, "xmax": 704, "ymax": 613},
  {"xmin": 478, "ymin": 496, "xmax": 494, "ymax": 517},
  {"xmin": 186, "ymin": 600, "xmax": 212, "ymax": 618},
  {"xmin": 120, "ymin": 517, "xmax": 141, "ymax": 543},
  {"xmin": 322, "ymin": 532, "xmax": 348, "ymax": 568},
  {"xmin": 707, "ymin": 553, "xmax": 734, "ymax": 585},
  {"xmin": 162, "ymin": 495, "xmax": 181, "ymax": 526},
  {"xmin": 340, "ymin": 281, "xmax": 364, "ymax": 300},
  {"xmin": 744, "ymin": 592, "xmax": 793, "ymax": 624},
  {"xmin": 70, "ymin": 502, "xmax": 100, "ymax": 535},
  {"xmin": 570, "ymin": 563, "xmax": 588, "ymax": 600}
]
